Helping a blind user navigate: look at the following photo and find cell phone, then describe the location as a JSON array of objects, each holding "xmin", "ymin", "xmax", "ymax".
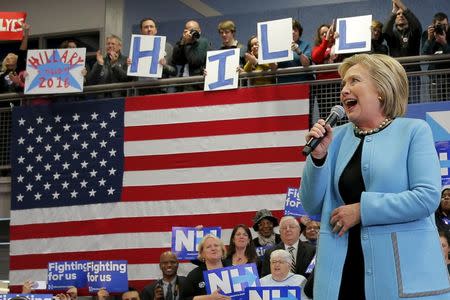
[{"xmin": 31, "ymin": 280, "xmax": 47, "ymax": 290}]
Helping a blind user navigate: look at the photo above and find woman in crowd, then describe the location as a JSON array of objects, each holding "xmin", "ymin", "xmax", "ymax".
[
  {"xmin": 0, "ymin": 23, "xmax": 30, "ymax": 94},
  {"xmin": 300, "ymin": 53, "xmax": 449, "ymax": 299},
  {"xmin": 0, "ymin": 53, "xmax": 21, "ymax": 93},
  {"xmin": 278, "ymin": 19, "xmax": 314, "ymax": 83},
  {"xmin": 436, "ymin": 187, "xmax": 450, "ymax": 234},
  {"xmin": 252, "ymin": 209, "xmax": 281, "ymax": 248},
  {"xmin": 370, "ymin": 20, "xmax": 389, "ymax": 54},
  {"xmin": 187, "ymin": 234, "xmax": 231, "ymax": 300},
  {"xmin": 225, "ymin": 224, "xmax": 257, "ymax": 265},
  {"xmin": 243, "ymin": 35, "xmax": 277, "ymax": 86},
  {"xmin": 311, "ymin": 23, "xmax": 342, "ymax": 80},
  {"xmin": 260, "ymin": 249, "xmax": 310, "ymax": 300}
]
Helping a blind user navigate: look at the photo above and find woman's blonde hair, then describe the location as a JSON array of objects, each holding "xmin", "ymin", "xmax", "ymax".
[
  {"xmin": 1, "ymin": 53, "xmax": 18, "ymax": 73},
  {"xmin": 338, "ymin": 53, "xmax": 408, "ymax": 118},
  {"xmin": 197, "ymin": 234, "xmax": 227, "ymax": 261}
]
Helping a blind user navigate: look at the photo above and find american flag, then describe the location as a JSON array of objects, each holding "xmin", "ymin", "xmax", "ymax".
[{"xmin": 9, "ymin": 84, "xmax": 309, "ymax": 292}]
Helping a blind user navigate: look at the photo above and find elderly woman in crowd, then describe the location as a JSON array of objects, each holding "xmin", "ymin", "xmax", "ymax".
[
  {"xmin": 300, "ymin": 53, "xmax": 449, "ymax": 299},
  {"xmin": 260, "ymin": 249, "xmax": 310, "ymax": 300},
  {"xmin": 187, "ymin": 234, "xmax": 231, "ymax": 300},
  {"xmin": 436, "ymin": 187, "xmax": 450, "ymax": 234},
  {"xmin": 225, "ymin": 224, "xmax": 257, "ymax": 265},
  {"xmin": 252, "ymin": 209, "xmax": 281, "ymax": 248}
]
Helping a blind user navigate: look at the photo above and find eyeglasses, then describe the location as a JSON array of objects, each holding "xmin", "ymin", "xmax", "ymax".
[
  {"xmin": 280, "ymin": 224, "xmax": 299, "ymax": 231},
  {"xmin": 270, "ymin": 260, "xmax": 288, "ymax": 264}
]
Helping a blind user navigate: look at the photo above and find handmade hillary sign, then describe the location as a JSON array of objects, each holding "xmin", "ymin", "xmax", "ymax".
[{"xmin": 24, "ymin": 48, "xmax": 86, "ymax": 94}]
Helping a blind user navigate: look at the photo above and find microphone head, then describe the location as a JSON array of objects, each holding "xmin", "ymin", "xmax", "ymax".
[{"xmin": 331, "ymin": 105, "xmax": 345, "ymax": 120}]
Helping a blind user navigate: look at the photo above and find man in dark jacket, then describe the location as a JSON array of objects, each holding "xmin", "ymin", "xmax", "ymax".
[
  {"xmin": 172, "ymin": 20, "xmax": 210, "ymax": 91},
  {"xmin": 383, "ymin": 0, "xmax": 422, "ymax": 101},
  {"xmin": 421, "ymin": 12, "xmax": 450, "ymax": 101},
  {"xmin": 141, "ymin": 251, "xmax": 193, "ymax": 300},
  {"xmin": 86, "ymin": 34, "xmax": 130, "ymax": 97},
  {"xmin": 261, "ymin": 216, "xmax": 316, "ymax": 278}
]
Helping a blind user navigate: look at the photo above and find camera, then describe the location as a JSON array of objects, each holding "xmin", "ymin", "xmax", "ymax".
[
  {"xmin": 434, "ymin": 24, "xmax": 445, "ymax": 35},
  {"xmin": 190, "ymin": 29, "xmax": 200, "ymax": 40}
]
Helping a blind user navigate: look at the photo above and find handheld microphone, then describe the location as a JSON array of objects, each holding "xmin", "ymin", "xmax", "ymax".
[{"xmin": 302, "ymin": 105, "xmax": 345, "ymax": 156}]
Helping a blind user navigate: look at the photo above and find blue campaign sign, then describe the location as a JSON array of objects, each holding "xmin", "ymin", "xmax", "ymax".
[
  {"xmin": 47, "ymin": 261, "xmax": 88, "ymax": 290},
  {"xmin": 284, "ymin": 187, "xmax": 320, "ymax": 221},
  {"xmin": 1, "ymin": 295, "xmax": 53, "ymax": 300},
  {"xmin": 204, "ymin": 263, "xmax": 260, "ymax": 300},
  {"xmin": 436, "ymin": 141, "xmax": 450, "ymax": 185},
  {"xmin": 246, "ymin": 287, "xmax": 301, "ymax": 300},
  {"xmin": 86, "ymin": 260, "xmax": 128, "ymax": 293},
  {"xmin": 172, "ymin": 226, "xmax": 221, "ymax": 260},
  {"xmin": 256, "ymin": 246, "xmax": 272, "ymax": 258}
]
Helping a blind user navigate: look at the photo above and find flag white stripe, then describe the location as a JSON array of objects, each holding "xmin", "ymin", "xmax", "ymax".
[
  {"xmin": 124, "ymin": 130, "xmax": 307, "ymax": 156},
  {"xmin": 124, "ymin": 100, "xmax": 309, "ymax": 127},
  {"xmin": 11, "ymin": 228, "xmax": 270, "ymax": 255},
  {"xmin": 11, "ymin": 194, "xmax": 286, "ymax": 225},
  {"xmin": 123, "ymin": 162, "xmax": 304, "ymax": 186}
]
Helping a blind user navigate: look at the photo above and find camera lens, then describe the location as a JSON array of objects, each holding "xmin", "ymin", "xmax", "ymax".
[
  {"xmin": 434, "ymin": 24, "xmax": 444, "ymax": 35},
  {"xmin": 190, "ymin": 29, "xmax": 200, "ymax": 39}
]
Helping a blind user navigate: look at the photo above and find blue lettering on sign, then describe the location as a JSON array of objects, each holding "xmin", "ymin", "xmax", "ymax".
[
  {"xmin": 204, "ymin": 263, "xmax": 260, "ymax": 299},
  {"xmin": 260, "ymin": 24, "xmax": 288, "ymax": 60},
  {"xmin": 246, "ymin": 287, "xmax": 301, "ymax": 300},
  {"xmin": 256, "ymin": 246, "xmax": 272, "ymax": 258},
  {"xmin": 47, "ymin": 260, "xmax": 88, "ymax": 289},
  {"xmin": 172, "ymin": 227, "xmax": 221, "ymax": 260},
  {"xmin": 86, "ymin": 260, "xmax": 128, "ymax": 293},
  {"xmin": 285, "ymin": 187, "xmax": 320, "ymax": 221},
  {"xmin": 130, "ymin": 36, "xmax": 161, "ymax": 74},
  {"xmin": 338, "ymin": 19, "xmax": 366, "ymax": 50},
  {"xmin": 208, "ymin": 49, "xmax": 235, "ymax": 90}
]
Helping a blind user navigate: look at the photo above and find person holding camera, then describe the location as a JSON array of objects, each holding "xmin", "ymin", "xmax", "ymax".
[
  {"xmin": 141, "ymin": 251, "xmax": 193, "ymax": 300},
  {"xmin": 172, "ymin": 20, "xmax": 211, "ymax": 91},
  {"xmin": 421, "ymin": 12, "xmax": 450, "ymax": 101}
]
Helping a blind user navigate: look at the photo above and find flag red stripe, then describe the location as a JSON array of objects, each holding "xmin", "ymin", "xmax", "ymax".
[
  {"xmin": 125, "ymin": 84, "xmax": 309, "ymax": 111},
  {"xmin": 121, "ymin": 178, "xmax": 301, "ymax": 201},
  {"xmin": 10, "ymin": 210, "xmax": 287, "ymax": 240},
  {"xmin": 124, "ymin": 115, "xmax": 308, "ymax": 141},
  {"xmin": 124, "ymin": 147, "xmax": 304, "ymax": 171}
]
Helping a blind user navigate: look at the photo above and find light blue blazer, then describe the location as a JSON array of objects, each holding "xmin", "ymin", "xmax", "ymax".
[{"xmin": 300, "ymin": 118, "xmax": 450, "ymax": 299}]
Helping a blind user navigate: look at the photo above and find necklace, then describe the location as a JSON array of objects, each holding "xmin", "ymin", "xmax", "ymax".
[{"xmin": 354, "ymin": 118, "xmax": 392, "ymax": 136}]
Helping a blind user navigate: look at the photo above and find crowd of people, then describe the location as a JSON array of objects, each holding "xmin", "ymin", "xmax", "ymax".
[
  {"xmin": 6, "ymin": 0, "xmax": 450, "ymax": 299},
  {"xmin": 1, "ymin": 0, "xmax": 449, "ymax": 95},
  {"xmin": 19, "ymin": 193, "xmax": 450, "ymax": 299}
]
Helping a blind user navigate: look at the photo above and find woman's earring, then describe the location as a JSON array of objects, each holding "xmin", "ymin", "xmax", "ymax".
[{"xmin": 378, "ymin": 96, "xmax": 383, "ymax": 102}]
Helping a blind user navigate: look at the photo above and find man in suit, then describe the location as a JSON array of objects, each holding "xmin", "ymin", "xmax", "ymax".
[
  {"xmin": 141, "ymin": 251, "xmax": 193, "ymax": 300},
  {"xmin": 261, "ymin": 216, "xmax": 316, "ymax": 277}
]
